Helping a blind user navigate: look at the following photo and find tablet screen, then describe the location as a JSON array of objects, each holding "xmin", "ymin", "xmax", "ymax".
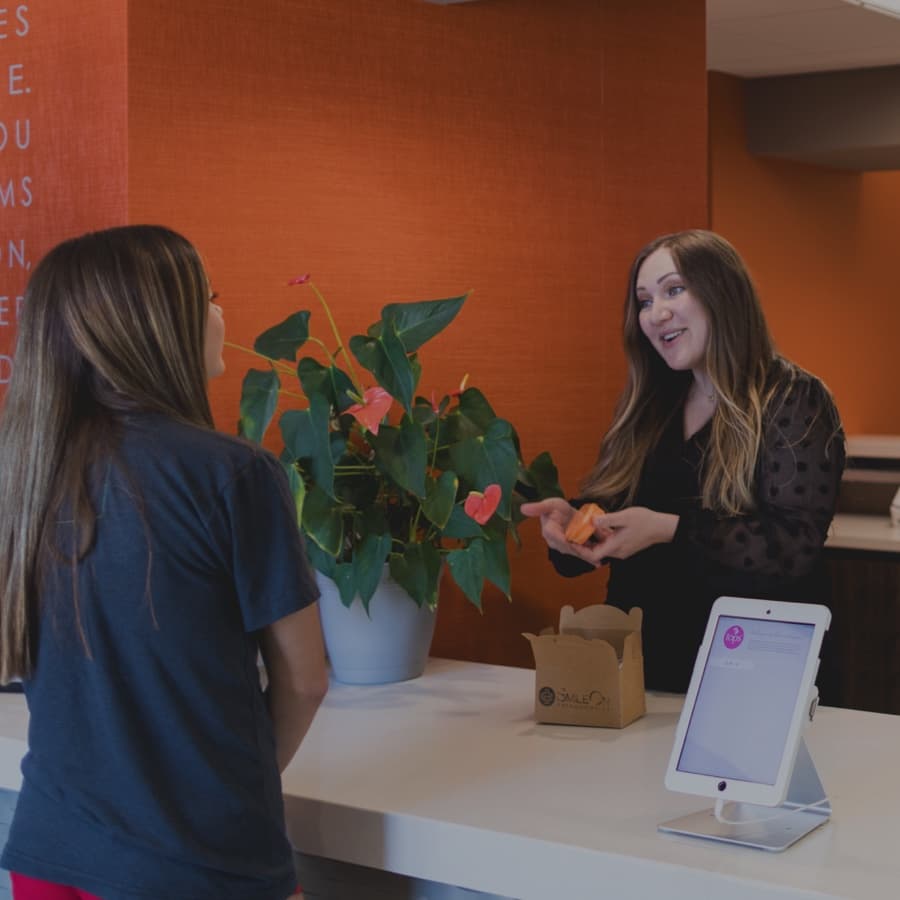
[{"xmin": 675, "ymin": 615, "xmax": 815, "ymax": 786}]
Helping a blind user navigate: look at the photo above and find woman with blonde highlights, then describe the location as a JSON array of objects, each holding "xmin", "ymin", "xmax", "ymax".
[
  {"xmin": 523, "ymin": 230, "xmax": 845, "ymax": 694},
  {"xmin": 0, "ymin": 226, "xmax": 326, "ymax": 900}
]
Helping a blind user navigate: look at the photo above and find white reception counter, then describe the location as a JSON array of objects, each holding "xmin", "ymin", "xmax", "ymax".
[{"xmin": 1, "ymin": 658, "xmax": 899, "ymax": 899}]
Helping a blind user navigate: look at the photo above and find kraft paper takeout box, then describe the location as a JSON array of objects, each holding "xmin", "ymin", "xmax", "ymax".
[{"xmin": 523, "ymin": 604, "xmax": 646, "ymax": 728}]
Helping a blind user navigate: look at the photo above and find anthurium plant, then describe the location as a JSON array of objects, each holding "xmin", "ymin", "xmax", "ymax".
[{"xmin": 235, "ymin": 276, "xmax": 563, "ymax": 613}]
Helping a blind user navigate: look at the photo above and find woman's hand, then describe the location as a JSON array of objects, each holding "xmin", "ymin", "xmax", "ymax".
[
  {"xmin": 520, "ymin": 499, "xmax": 612, "ymax": 566},
  {"xmin": 521, "ymin": 501, "xmax": 678, "ymax": 565},
  {"xmin": 520, "ymin": 499, "xmax": 578, "ymax": 554},
  {"xmin": 589, "ymin": 507, "xmax": 678, "ymax": 559}
]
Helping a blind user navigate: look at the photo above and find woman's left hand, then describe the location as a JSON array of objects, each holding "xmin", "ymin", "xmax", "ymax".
[{"xmin": 587, "ymin": 507, "xmax": 679, "ymax": 560}]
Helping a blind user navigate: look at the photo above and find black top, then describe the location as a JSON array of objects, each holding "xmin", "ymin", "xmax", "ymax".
[
  {"xmin": 2, "ymin": 413, "xmax": 319, "ymax": 899},
  {"xmin": 551, "ymin": 367, "xmax": 846, "ymax": 694}
]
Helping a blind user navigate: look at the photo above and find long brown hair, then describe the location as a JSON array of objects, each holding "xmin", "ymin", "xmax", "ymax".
[
  {"xmin": 581, "ymin": 229, "xmax": 780, "ymax": 512},
  {"xmin": 0, "ymin": 225, "xmax": 214, "ymax": 681}
]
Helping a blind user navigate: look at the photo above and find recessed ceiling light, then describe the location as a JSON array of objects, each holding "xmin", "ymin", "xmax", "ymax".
[{"xmin": 842, "ymin": 0, "xmax": 900, "ymax": 21}]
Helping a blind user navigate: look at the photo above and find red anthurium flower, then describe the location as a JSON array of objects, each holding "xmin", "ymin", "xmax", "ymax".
[
  {"xmin": 287, "ymin": 273, "xmax": 311, "ymax": 286},
  {"xmin": 463, "ymin": 483, "xmax": 501, "ymax": 525},
  {"xmin": 346, "ymin": 387, "xmax": 393, "ymax": 436}
]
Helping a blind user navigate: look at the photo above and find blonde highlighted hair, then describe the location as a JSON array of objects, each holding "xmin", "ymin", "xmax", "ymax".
[
  {"xmin": 582, "ymin": 229, "xmax": 786, "ymax": 514},
  {"xmin": 0, "ymin": 225, "xmax": 214, "ymax": 681}
]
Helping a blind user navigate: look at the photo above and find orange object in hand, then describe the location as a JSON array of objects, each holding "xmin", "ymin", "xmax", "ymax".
[{"xmin": 564, "ymin": 502, "xmax": 605, "ymax": 544}]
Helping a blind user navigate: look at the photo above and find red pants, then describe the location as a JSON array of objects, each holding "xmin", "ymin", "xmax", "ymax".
[
  {"xmin": 10, "ymin": 873, "xmax": 100, "ymax": 900},
  {"xmin": 11, "ymin": 873, "xmax": 304, "ymax": 898}
]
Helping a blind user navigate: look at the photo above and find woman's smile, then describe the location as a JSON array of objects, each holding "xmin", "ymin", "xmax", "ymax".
[{"xmin": 635, "ymin": 247, "xmax": 710, "ymax": 373}]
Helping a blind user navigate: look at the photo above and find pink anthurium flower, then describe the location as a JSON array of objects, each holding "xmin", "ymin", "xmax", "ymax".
[
  {"xmin": 450, "ymin": 373, "xmax": 470, "ymax": 398},
  {"xmin": 287, "ymin": 273, "xmax": 311, "ymax": 286},
  {"xmin": 346, "ymin": 387, "xmax": 393, "ymax": 436},
  {"xmin": 463, "ymin": 483, "xmax": 501, "ymax": 525}
]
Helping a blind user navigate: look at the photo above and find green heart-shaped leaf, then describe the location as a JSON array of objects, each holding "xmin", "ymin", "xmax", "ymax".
[
  {"xmin": 371, "ymin": 417, "xmax": 427, "ymax": 498},
  {"xmin": 447, "ymin": 419, "xmax": 518, "ymax": 518},
  {"xmin": 280, "ymin": 392, "xmax": 334, "ymax": 497},
  {"xmin": 305, "ymin": 540, "xmax": 336, "ymax": 578},
  {"xmin": 300, "ymin": 483, "xmax": 343, "ymax": 556},
  {"xmin": 380, "ymin": 294, "xmax": 467, "ymax": 352},
  {"xmin": 281, "ymin": 460, "xmax": 306, "ymax": 528},
  {"xmin": 447, "ymin": 541, "xmax": 486, "ymax": 610},
  {"xmin": 254, "ymin": 311, "xmax": 311, "ymax": 361},
  {"xmin": 442, "ymin": 504, "xmax": 485, "ymax": 539},
  {"xmin": 422, "ymin": 471, "xmax": 458, "ymax": 530},
  {"xmin": 297, "ymin": 356, "xmax": 356, "ymax": 413},
  {"xmin": 349, "ymin": 321, "xmax": 416, "ymax": 412},
  {"xmin": 331, "ymin": 562, "xmax": 356, "ymax": 607},
  {"xmin": 389, "ymin": 542, "xmax": 442, "ymax": 608},
  {"xmin": 482, "ymin": 536, "xmax": 511, "ymax": 599},
  {"xmin": 238, "ymin": 369, "xmax": 280, "ymax": 443},
  {"xmin": 354, "ymin": 532, "xmax": 393, "ymax": 613}
]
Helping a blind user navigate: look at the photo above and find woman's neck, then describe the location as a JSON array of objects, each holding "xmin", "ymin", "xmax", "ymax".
[
  {"xmin": 690, "ymin": 370, "xmax": 715, "ymax": 402},
  {"xmin": 683, "ymin": 371, "xmax": 716, "ymax": 440}
]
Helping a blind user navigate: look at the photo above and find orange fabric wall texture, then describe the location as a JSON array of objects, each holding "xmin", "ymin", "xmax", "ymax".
[
  {"xmin": 709, "ymin": 71, "xmax": 900, "ymax": 437},
  {"xmin": 126, "ymin": 0, "xmax": 708, "ymax": 667},
  {"xmin": 0, "ymin": 2, "xmax": 128, "ymax": 395}
]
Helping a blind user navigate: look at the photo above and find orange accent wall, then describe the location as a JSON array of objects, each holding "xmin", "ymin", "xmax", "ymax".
[
  {"xmin": 125, "ymin": 0, "xmax": 708, "ymax": 667},
  {"xmin": 9, "ymin": 7, "xmax": 894, "ymax": 670},
  {"xmin": 709, "ymin": 71, "xmax": 900, "ymax": 437},
  {"xmin": 0, "ymin": 2, "xmax": 127, "ymax": 389}
]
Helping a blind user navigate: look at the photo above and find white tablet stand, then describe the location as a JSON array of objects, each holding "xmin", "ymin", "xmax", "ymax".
[{"xmin": 659, "ymin": 727, "xmax": 830, "ymax": 852}]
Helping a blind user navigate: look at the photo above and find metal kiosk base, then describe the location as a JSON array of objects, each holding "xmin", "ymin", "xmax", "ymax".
[{"xmin": 658, "ymin": 738, "xmax": 831, "ymax": 852}]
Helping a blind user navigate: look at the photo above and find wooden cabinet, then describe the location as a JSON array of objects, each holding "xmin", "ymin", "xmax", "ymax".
[
  {"xmin": 826, "ymin": 548, "xmax": 900, "ymax": 714},
  {"xmin": 825, "ymin": 435, "xmax": 900, "ymax": 714}
]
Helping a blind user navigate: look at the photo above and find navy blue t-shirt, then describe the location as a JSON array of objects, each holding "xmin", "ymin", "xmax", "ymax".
[{"xmin": 1, "ymin": 413, "xmax": 319, "ymax": 899}]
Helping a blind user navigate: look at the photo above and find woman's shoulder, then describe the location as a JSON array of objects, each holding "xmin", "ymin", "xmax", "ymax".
[
  {"xmin": 765, "ymin": 357, "xmax": 836, "ymax": 408},
  {"xmin": 763, "ymin": 358, "xmax": 844, "ymax": 439},
  {"xmin": 120, "ymin": 413, "xmax": 283, "ymax": 486}
]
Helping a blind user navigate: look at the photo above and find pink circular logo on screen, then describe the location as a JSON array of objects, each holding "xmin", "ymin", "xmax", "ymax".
[{"xmin": 723, "ymin": 625, "xmax": 744, "ymax": 649}]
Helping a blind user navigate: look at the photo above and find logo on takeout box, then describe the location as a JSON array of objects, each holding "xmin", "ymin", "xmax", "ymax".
[{"xmin": 538, "ymin": 685, "xmax": 610, "ymax": 711}]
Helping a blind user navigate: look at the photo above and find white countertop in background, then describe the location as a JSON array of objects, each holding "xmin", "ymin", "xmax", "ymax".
[
  {"xmin": 827, "ymin": 513, "xmax": 900, "ymax": 553},
  {"xmin": 845, "ymin": 434, "xmax": 900, "ymax": 460}
]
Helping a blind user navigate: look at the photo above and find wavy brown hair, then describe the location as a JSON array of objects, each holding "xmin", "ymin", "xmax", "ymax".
[
  {"xmin": 0, "ymin": 226, "xmax": 213, "ymax": 681},
  {"xmin": 581, "ymin": 229, "xmax": 784, "ymax": 513}
]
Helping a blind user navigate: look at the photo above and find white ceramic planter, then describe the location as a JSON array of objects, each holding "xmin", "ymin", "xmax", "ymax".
[{"xmin": 315, "ymin": 565, "xmax": 437, "ymax": 685}]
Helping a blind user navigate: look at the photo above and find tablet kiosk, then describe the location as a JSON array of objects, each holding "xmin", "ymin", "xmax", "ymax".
[{"xmin": 658, "ymin": 596, "xmax": 831, "ymax": 851}]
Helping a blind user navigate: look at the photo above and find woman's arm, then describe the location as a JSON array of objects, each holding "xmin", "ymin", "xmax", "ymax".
[
  {"xmin": 579, "ymin": 506, "xmax": 678, "ymax": 561},
  {"xmin": 259, "ymin": 603, "xmax": 329, "ymax": 773},
  {"xmin": 581, "ymin": 373, "xmax": 845, "ymax": 579},
  {"xmin": 672, "ymin": 374, "xmax": 845, "ymax": 579}
]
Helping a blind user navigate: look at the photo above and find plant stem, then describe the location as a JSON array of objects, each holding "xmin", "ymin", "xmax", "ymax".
[
  {"xmin": 306, "ymin": 336, "xmax": 338, "ymax": 366},
  {"xmin": 224, "ymin": 341, "xmax": 296, "ymax": 376},
  {"xmin": 406, "ymin": 422, "xmax": 443, "ymax": 542},
  {"xmin": 410, "ymin": 504, "xmax": 423, "ymax": 542},
  {"xmin": 430, "ymin": 419, "xmax": 441, "ymax": 471},
  {"xmin": 308, "ymin": 281, "xmax": 363, "ymax": 394}
]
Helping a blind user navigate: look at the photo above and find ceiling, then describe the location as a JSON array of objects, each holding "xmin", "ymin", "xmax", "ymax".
[
  {"xmin": 426, "ymin": 2, "xmax": 900, "ymax": 79},
  {"xmin": 708, "ymin": 0, "xmax": 900, "ymax": 77}
]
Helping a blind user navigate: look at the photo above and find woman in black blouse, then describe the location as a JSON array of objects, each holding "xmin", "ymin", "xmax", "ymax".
[{"xmin": 522, "ymin": 230, "xmax": 845, "ymax": 694}]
